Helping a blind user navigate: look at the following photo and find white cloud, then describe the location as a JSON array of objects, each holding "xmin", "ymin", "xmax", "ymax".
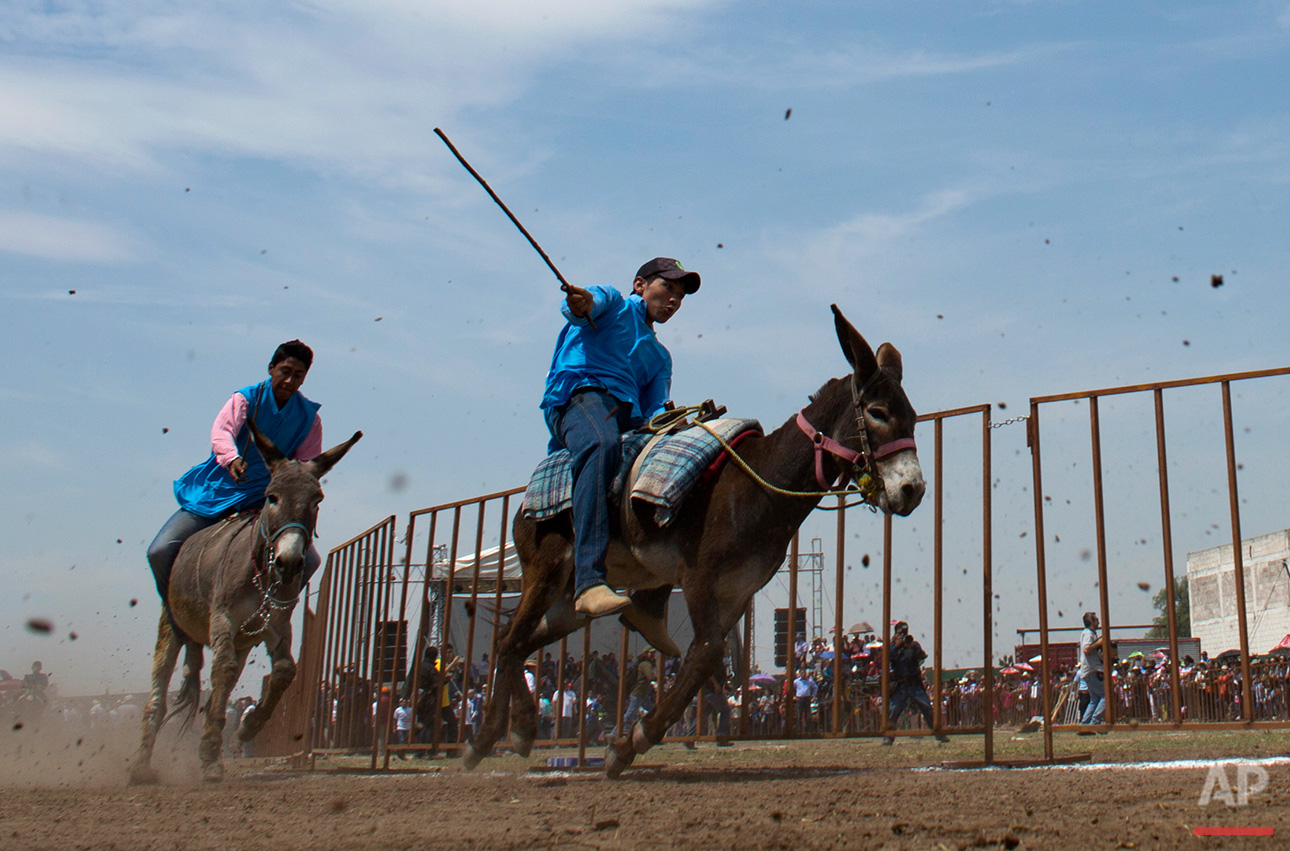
[
  {"xmin": 781, "ymin": 43, "xmax": 1062, "ymax": 88},
  {"xmin": 311, "ymin": 0, "xmax": 716, "ymax": 38},
  {"xmin": 766, "ymin": 186, "xmax": 979, "ymax": 290},
  {"xmin": 826, "ymin": 188, "xmax": 974, "ymax": 247},
  {"xmin": 12, "ymin": 440, "xmax": 72, "ymax": 471},
  {"xmin": 0, "ymin": 209, "xmax": 135, "ymax": 262},
  {"xmin": 623, "ymin": 38, "xmax": 1071, "ymax": 92},
  {"xmin": 0, "ymin": 1, "xmax": 723, "ymax": 179}
]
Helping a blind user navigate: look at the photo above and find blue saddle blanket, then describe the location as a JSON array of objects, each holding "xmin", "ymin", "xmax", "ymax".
[{"xmin": 522, "ymin": 417, "xmax": 762, "ymax": 528}]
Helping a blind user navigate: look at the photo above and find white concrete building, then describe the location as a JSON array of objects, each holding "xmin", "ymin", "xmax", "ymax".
[{"xmin": 1187, "ymin": 529, "xmax": 1290, "ymax": 655}]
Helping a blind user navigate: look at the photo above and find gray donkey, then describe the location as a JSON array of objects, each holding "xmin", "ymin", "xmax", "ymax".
[{"xmin": 130, "ymin": 421, "xmax": 361, "ymax": 784}]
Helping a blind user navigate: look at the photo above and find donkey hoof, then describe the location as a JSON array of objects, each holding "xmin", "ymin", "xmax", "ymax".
[
  {"xmin": 128, "ymin": 765, "xmax": 159, "ymax": 786},
  {"xmin": 604, "ymin": 742, "xmax": 635, "ymax": 779},
  {"xmin": 508, "ymin": 731, "xmax": 535, "ymax": 759},
  {"xmin": 202, "ymin": 761, "xmax": 225, "ymax": 783},
  {"xmin": 631, "ymin": 721, "xmax": 656, "ymax": 755},
  {"xmin": 237, "ymin": 709, "xmax": 261, "ymax": 742},
  {"xmin": 461, "ymin": 744, "xmax": 486, "ymax": 772}
]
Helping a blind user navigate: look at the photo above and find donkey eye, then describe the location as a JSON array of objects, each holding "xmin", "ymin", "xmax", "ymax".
[
  {"xmin": 867, "ymin": 406, "xmax": 890, "ymax": 423},
  {"xmin": 267, "ymin": 494, "xmax": 280, "ymax": 506}
]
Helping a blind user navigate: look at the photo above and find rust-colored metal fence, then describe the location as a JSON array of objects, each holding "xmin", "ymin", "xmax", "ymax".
[
  {"xmin": 302, "ymin": 515, "xmax": 398, "ymax": 766},
  {"xmin": 1029, "ymin": 365, "xmax": 1290, "ymax": 760},
  {"xmin": 268, "ymin": 401, "xmax": 1001, "ymax": 767},
  {"xmin": 254, "ymin": 598, "xmax": 327, "ymax": 759},
  {"xmin": 240, "ymin": 365, "xmax": 1290, "ymax": 768}
]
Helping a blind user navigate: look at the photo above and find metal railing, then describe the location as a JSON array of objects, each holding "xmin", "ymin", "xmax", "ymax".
[
  {"xmin": 1029, "ymin": 365, "xmax": 1290, "ymax": 759},
  {"xmin": 279, "ymin": 400, "xmax": 1000, "ymax": 767}
]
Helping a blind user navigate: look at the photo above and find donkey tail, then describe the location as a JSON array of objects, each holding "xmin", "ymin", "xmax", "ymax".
[{"xmin": 165, "ymin": 642, "xmax": 205, "ymax": 734}]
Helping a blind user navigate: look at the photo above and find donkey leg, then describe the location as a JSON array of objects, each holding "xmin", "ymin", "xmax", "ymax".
[
  {"xmin": 238, "ymin": 630, "xmax": 296, "ymax": 743},
  {"xmin": 129, "ymin": 615, "xmax": 182, "ymax": 785},
  {"xmin": 606, "ymin": 597, "xmax": 730, "ymax": 778},
  {"xmin": 469, "ymin": 587, "xmax": 580, "ymax": 768},
  {"xmin": 509, "ymin": 592, "xmax": 588, "ymax": 756},
  {"xmin": 464, "ymin": 589, "xmax": 572, "ymax": 768},
  {"xmin": 464, "ymin": 514, "xmax": 575, "ymax": 770},
  {"xmin": 463, "ymin": 612, "xmax": 552, "ymax": 769},
  {"xmin": 462, "ymin": 665, "xmax": 509, "ymax": 771},
  {"xmin": 199, "ymin": 615, "xmax": 250, "ymax": 782},
  {"xmin": 507, "ymin": 661, "xmax": 540, "ymax": 757}
]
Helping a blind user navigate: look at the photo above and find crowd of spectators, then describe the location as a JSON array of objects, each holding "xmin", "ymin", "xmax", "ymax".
[{"xmin": 307, "ymin": 633, "xmax": 1290, "ymax": 754}]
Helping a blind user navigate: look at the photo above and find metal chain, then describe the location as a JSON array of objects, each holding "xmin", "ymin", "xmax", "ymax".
[
  {"xmin": 239, "ymin": 566, "xmax": 299, "ymax": 636},
  {"xmin": 239, "ymin": 531, "xmax": 300, "ymax": 636},
  {"xmin": 989, "ymin": 415, "xmax": 1029, "ymax": 430}
]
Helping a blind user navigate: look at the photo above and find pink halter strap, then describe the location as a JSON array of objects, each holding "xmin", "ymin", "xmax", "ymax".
[
  {"xmin": 872, "ymin": 437, "xmax": 917, "ymax": 460},
  {"xmin": 796, "ymin": 411, "xmax": 918, "ymax": 489},
  {"xmin": 796, "ymin": 411, "xmax": 863, "ymax": 489}
]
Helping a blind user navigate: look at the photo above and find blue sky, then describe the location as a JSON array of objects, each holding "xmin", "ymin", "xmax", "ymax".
[{"xmin": 3, "ymin": 1, "xmax": 1289, "ymax": 693}]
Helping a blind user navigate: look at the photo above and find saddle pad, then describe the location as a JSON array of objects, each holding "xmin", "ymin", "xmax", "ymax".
[
  {"xmin": 520, "ymin": 418, "xmax": 762, "ymax": 524},
  {"xmin": 629, "ymin": 418, "xmax": 762, "ymax": 527},
  {"xmin": 522, "ymin": 432, "xmax": 654, "ymax": 521}
]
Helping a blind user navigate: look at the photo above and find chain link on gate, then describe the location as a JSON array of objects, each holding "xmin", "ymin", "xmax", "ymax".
[{"xmin": 989, "ymin": 416, "xmax": 1029, "ymax": 429}]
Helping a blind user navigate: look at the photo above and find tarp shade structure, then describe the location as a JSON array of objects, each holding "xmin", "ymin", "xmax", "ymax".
[{"xmin": 431, "ymin": 543, "xmax": 522, "ymax": 582}]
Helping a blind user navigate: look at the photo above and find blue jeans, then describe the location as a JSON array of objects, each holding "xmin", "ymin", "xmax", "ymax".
[
  {"xmin": 545, "ymin": 389, "xmax": 633, "ymax": 597},
  {"xmin": 1080, "ymin": 671, "xmax": 1106, "ymax": 724},
  {"xmin": 147, "ymin": 509, "xmax": 223, "ymax": 612},
  {"xmin": 888, "ymin": 681, "xmax": 935, "ymax": 727},
  {"xmin": 621, "ymin": 693, "xmax": 655, "ymax": 734},
  {"xmin": 148, "ymin": 508, "xmax": 322, "ymax": 616}
]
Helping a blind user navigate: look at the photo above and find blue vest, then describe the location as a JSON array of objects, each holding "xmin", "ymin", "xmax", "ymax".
[{"xmin": 173, "ymin": 381, "xmax": 321, "ymax": 518}]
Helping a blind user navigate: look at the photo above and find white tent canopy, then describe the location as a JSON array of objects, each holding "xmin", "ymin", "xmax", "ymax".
[{"xmin": 431, "ymin": 543, "xmax": 521, "ymax": 582}]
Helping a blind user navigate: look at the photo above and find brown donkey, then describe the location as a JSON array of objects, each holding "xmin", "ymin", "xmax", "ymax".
[
  {"xmin": 464, "ymin": 305, "xmax": 924, "ymax": 777},
  {"xmin": 130, "ymin": 422, "xmax": 361, "ymax": 784}
]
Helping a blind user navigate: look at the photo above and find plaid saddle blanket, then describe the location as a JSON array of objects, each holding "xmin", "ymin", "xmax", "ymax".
[{"xmin": 522, "ymin": 417, "xmax": 762, "ymax": 527}]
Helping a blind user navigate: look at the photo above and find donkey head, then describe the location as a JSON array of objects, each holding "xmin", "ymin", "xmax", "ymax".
[
  {"xmin": 831, "ymin": 305, "xmax": 925, "ymax": 516},
  {"xmin": 248, "ymin": 421, "xmax": 363, "ymax": 581}
]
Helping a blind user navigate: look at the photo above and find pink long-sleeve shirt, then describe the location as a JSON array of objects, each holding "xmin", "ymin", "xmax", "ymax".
[{"xmin": 211, "ymin": 392, "xmax": 323, "ymax": 468}]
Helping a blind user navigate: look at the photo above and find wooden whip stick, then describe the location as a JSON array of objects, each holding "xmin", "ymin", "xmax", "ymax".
[{"xmin": 435, "ymin": 128, "xmax": 578, "ymax": 291}]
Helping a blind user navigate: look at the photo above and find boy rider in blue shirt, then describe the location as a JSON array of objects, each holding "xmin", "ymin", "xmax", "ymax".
[{"xmin": 541, "ymin": 258, "xmax": 700, "ymax": 655}]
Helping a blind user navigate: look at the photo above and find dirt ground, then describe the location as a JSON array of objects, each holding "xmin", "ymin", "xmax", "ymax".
[{"xmin": 3, "ymin": 724, "xmax": 1290, "ymax": 849}]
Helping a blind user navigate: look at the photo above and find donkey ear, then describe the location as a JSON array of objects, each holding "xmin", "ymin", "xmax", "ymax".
[
  {"xmin": 831, "ymin": 304, "xmax": 878, "ymax": 381},
  {"xmin": 247, "ymin": 419, "xmax": 287, "ymax": 472},
  {"xmin": 875, "ymin": 342, "xmax": 903, "ymax": 382},
  {"xmin": 305, "ymin": 431, "xmax": 363, "ymax": 480}
]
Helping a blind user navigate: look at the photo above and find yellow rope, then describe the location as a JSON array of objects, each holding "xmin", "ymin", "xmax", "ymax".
[{"xmin": 642, "ymin": 405, "xmax": 877, "ymax": 507}]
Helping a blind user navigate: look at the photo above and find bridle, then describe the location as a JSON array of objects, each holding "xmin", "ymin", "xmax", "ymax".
[
  {"xmin": 795, "ymin": 368, "xmax": 917, "ymax": 502},
  {"xmin": 256, "ymin": 513, "xmax": 312, "ymax": 581},
  {"xmin": 240, "ymin": 512, "xmax": 312, "ymax": 636}
]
